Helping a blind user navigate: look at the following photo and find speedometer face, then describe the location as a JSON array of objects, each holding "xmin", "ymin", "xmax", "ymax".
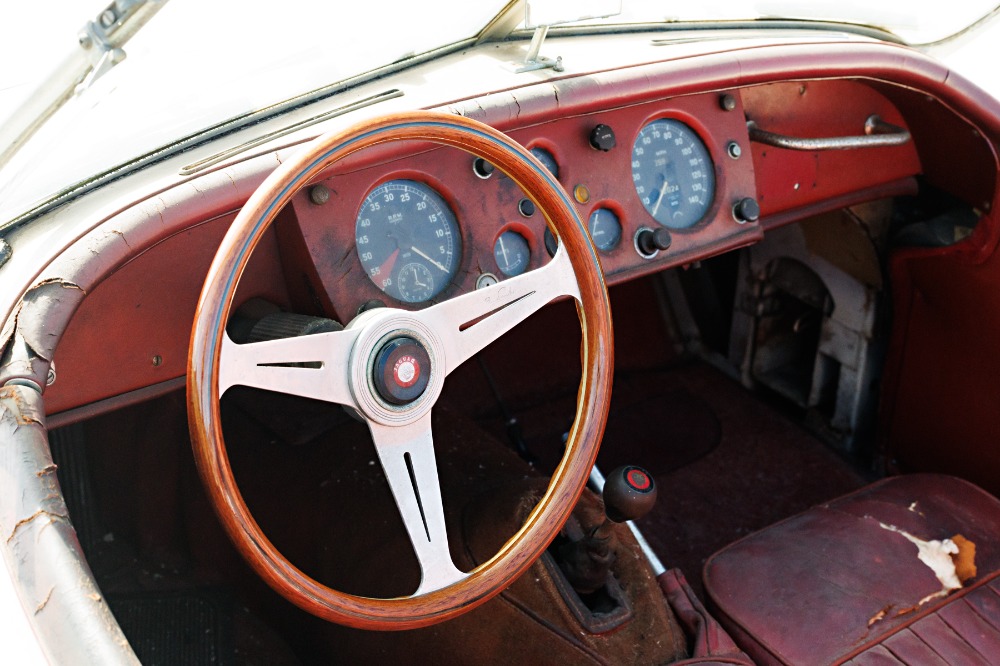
[
  {"xmin": 355, "ymin": 180, "xmax": 461, "ymax": 304},
  {"xmin": 631, "ymin": 119, "xmax": 715, "ymax": 229}
]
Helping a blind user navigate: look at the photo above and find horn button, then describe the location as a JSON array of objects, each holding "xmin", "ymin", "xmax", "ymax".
[{"xmin": 372, "ymin": 336, "xmax": 432, "ymax": 405}]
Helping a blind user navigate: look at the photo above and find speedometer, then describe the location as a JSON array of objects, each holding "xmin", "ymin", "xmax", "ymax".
[
  {"xmin": 631, "ymin": 119, "xmax": 715, "ymax": 229},
  {"xmin": 355, "ymin": 180, "xmax": 461, "ymax": 303}
]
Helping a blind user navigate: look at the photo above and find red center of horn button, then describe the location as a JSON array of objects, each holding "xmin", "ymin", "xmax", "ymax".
[
  {"xmin": 372, "ymin": 336, "xmax": 432, "ymax": 406},
  {"xmin": 393, "ymin": 355, "xmax": 419, "ymax": 388},
  {"xmin": 627, "ymin": 468, "xmax": 651, "ymax": 491}
]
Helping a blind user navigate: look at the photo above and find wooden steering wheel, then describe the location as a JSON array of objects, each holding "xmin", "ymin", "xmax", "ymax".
[{"xmin": 187, "ymin": 111, "xmax": 613, "ymax": 630}]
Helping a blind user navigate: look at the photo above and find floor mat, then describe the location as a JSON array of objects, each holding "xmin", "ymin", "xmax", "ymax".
[
  {"xmin": 109, "ymin": 592, "xmax": 231, "ymax": 666},
  {"xmin": 630, "ymin": 363, "xmax": 872, "ymax": 600},
  {"xmin": 475, "ymin": 366, "xmax": 722, "ymax": 476}
]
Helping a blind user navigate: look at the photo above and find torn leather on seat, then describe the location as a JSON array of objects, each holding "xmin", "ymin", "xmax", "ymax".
[{"xmin": 703, "ymin": 474, "xmax": 1000, "ymax": 665}]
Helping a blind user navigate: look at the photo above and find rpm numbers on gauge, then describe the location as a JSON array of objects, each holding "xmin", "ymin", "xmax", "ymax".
[
  {"xmin": 632, "ymin": 119, "xmax": 715, "ymax": 229},
  {"xmin": 355, "ymin": 180, "xmax": 461, "ymax": 303}
]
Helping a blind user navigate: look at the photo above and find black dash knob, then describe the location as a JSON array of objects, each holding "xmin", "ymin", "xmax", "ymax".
[
  {"xmin": 636, "ymin": 227, "xmax": 672, "ymax": 256},
  {"xmin": 733, "ymin": 197, "xmax": 760, "ymax": 223},
  {"xmin": 589, "ymin": 124, "xmax": 616, "ymax": 152}
]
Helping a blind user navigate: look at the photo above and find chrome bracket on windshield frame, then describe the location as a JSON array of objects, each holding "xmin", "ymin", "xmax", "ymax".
[
  {"xmin": 0, "ymin": 0, "xmax": 167, "ymax": 173},
  {"xmin": 506, "ymin": 25, "xmax": 565, "ymax": 73},
  {"xmin": 76, "ymin": 0, "xmax": 166, "ymax": 92}
]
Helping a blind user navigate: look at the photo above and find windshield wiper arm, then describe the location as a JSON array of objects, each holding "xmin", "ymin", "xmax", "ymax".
[{"xmin": 0, "ymin": 0, "xmax": 169, "ymax": 173}]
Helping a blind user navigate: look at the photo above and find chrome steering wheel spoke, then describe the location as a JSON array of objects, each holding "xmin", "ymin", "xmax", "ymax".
[
  {"xmin": 419, "ymin": 245, "xmax": 581, "ymax": 376},
  {"xmin": 218, "ymin": 328, "xmax": 359, "ymax": 407},
  {"xmin": 368, "ymin": 414, "xmax": 467, "ymax": 595}
]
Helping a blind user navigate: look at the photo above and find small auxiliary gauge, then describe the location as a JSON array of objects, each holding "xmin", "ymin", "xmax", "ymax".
[
  {"xmin": 588, "ymin": 208, "xmax": 622, "ymax": 252},
  {"xmin": 494, "ymin": 231, "xmax": 530, "ymax": 276},
  {"xmin": 529, "ymin": 147, "xmax": 559, "ymax": 178}
]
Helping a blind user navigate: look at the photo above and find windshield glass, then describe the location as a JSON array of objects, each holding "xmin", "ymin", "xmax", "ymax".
[
  {"xmin": 0, "ymin": 0, "xmax": 506, "ymax": 225},
  {"xmin": 1, "ymin": 0, "xmax": 997, "ymax": 226}
]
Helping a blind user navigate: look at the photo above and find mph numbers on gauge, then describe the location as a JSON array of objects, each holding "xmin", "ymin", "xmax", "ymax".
[
  {"xmin": 355, "ymin": 179, "xmax": 462, "ymax": 303},
  {"xmin": 631, "ymin": 119, "xmax": 715, "ymax": 229}
]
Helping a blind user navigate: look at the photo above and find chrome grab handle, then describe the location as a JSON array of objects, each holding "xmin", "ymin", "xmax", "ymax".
[{"xmin": 747, "ymin": 115, "xmax": 911, "ymax": 151}]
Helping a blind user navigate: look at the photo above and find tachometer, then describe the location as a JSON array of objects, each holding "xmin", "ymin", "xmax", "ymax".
[
  {"xmin": 355, "ymin": 180, "xmax": 461, "ymax": 303},
  {"xmin": 631, "ymin": 119, "xmax": 715, "ymax": 229}
]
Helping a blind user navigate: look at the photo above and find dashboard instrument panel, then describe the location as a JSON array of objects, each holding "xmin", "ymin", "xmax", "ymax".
[
  {"xmin": 286, "ymin": 90, "xmax": 762, "ymax": 321},
  {"xmin": 275, "ymin": 79, "xmax": 922, "ymax": 326},
  {"xmin": 43, "ymin": 61, "xmax": 932, "ymax": 419}
]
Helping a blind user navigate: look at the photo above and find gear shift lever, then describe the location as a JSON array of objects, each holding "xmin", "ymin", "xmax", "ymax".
[
  {"xmin": 601, "ymin": 465, "xmax": 658, "ymax": 523},
  {"xmin": 556, "ymin": 465, "xmax": 657, "ymax": 594}
]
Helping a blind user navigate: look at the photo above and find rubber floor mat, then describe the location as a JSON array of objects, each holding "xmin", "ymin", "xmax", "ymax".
[
  {"xmin": 108, "ymin": 591, "xmax": 232, "ymax": 665},
  {"xmin": 474, "ymin": 366, "xmax": 722, "ymax": 476}
]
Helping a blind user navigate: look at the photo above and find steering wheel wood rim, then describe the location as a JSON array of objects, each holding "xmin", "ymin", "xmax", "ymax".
[{"xmin": 188, "ymin": 111, "xmax": 613, "ymax": 630}]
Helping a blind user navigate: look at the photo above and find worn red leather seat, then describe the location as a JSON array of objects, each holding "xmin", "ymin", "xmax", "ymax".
[{"xmin": 703, "ymin": 474, "xmax": 1000, "ymax": 665}]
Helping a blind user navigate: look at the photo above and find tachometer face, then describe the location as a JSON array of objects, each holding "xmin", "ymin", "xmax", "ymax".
[
  {"xmin": 631, "ymin": 119, "xmax": 715, "ymax": 229},
  {"xmin": 355, "ymin": 180, "xmax": 461, "ymax": 303}
]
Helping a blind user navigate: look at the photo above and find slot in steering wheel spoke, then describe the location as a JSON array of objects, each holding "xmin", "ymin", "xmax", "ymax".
[
  {"xmin": 420, "ymin": 246, "xmax": 580, "ymax": 375},
  {"xmin": 369, "ymin": 414, "xmax": 466, "ymax": 595},
  {"xmin": 218, "ymin": 329, "xmax": 358, "ymax": 407}
]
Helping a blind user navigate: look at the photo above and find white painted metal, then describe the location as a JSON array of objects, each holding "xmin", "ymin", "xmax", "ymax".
[
  {"xmin": 218, "ymin": 327, "xmax": 360, "ymax": 406},
  {"xmin": 370, "ymin": 414, "xmax": 468, "ymax": 594},
  {"xmin": 218, "ymin": 243, "xmax": 582, "ymax": 596}
]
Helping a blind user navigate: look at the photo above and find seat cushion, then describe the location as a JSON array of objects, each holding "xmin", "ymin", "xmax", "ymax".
[{"xmin": 703, "ymin": 474, "xmax": 1000, "ymax": 665}]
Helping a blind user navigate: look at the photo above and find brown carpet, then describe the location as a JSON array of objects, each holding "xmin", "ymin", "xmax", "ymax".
[{"xmin": 631, "ymin": 363, "xmax": 872, "ymax": 600}]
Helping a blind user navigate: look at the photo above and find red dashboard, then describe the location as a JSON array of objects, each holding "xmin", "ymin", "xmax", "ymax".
[
  {"xmin": 275, "ymin": 80, "xmax": 922, "ymax": 323},
  {"xmin": 44, "ymin": 49, "xmax": 992, "ymax": 420}
]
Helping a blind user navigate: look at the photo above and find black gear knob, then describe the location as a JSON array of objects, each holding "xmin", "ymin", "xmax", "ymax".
[{"xmin": 602, "ymin": 465, "xmax": 657, "ymax": 523}]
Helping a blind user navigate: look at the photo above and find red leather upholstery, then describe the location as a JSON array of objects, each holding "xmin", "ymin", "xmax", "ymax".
[
  {"xmin": 703, "ymin": 474, "xmax": 1000, "ymax": 665},
  {"xmin": 660, "ymin": 568, "xmax": 755, "ymax": 665},
  {"xmin": 843, "ymin": 577, "xmax": 1000, "ymax": 664}
]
